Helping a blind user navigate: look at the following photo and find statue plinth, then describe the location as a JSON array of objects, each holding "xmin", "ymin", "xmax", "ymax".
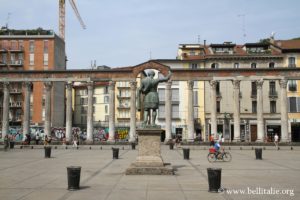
[{"xmin": 125, "ymin": 128, "xmax": 174, "ymax": 175}]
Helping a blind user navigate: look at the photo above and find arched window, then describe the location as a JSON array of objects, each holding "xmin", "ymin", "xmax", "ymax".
[
  {"xmin": 211, "ymin": 63, "xmax": 219, "ymax": 69},
  {"xmin": 251, "ymin": 63, "xmax": 257, "ymax": 69}
]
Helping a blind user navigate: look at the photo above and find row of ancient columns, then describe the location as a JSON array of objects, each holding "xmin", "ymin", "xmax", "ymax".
[
  {"xmin": 209, "ymin": 79, "xmax": 289, "ymax": 142},
  {"xmin": 1, "ymin": 79, "xmax": 289, "ymax": 143}
]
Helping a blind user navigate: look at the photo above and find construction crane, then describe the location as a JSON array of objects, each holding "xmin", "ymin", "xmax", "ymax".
[{"xmin": 59, "ymin": 0, "xmax": 86, "ymax": 40}]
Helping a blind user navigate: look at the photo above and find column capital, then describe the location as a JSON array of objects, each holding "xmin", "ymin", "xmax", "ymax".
[
  {"xmin": 209, "ymin": 80, "xmax": 217, "ymax": 89},
  {"xmin": 86, "ymin": 81, "xmax": 94, "ymax": 90},
  {"xmin": 232, "ymin": 80, "xmax": 241, "ymax": 89},
  {"xmin": 187, "ymin": 80, "xmax": 194, "ymax": 90},
  {"xmin": 2, "ymin": 82, "xmax": 9, "ymax": 88},
  {"xmin": 109, "ymin": 81, "xmax": 115, "ymax": 89},
  {"xmin": 279, "ymin": 79, "xmax": 288, "ymax": 89},
  {"xmin": 129, "ymin": 81, "xmax": 137, "ymax": 89},
  {"xmin": 256, "ymin": 79, "xmax": 264, "ymax": 89},
  {"xmin": 165, "ymin": 80, "xmax": 172, "ymax": 89},
  {"xmin": 44, "ymin": 82, "xmax": 52, "ymax": 90},
  {"xmin": 66, "ymin": 81, "xmax": 73, "ymax": 90}
]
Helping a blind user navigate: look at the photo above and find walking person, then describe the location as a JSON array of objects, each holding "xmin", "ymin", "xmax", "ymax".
[
  {"xmin": 44, "ymin": 135, "xmax": 49, "ymax": 146},
  {"xmin": 72, "ymin": 134, "xmax": 78, "ymax": 148},
  {"xmin": 4, "ymin": 135, "xmax": 9, "ymax": 151},
  {"xmin": 209, "ymin": 134, "xmax": 215, "ymax": 146},
  {"xmin": 35, "ymin": 133, "xmax": 40, "ymax": 145},
  {"xmin": 274, "ymin": 133, "xmax": 279, "ymax": 150}
]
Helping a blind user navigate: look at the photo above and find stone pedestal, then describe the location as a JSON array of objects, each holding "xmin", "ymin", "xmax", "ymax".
[{"xmin": 126, "ymin": 128, "xmax": 174, "ymax": 175}]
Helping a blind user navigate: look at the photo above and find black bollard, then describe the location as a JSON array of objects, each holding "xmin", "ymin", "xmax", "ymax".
[
  {"xmin": 44, "ymin": 146, "xmax": 52, "ymax": 158},
  {"xmin": 207, "ymin": 168, "xmax": 222, "ymax": 192},
  {"xmin": 183, "ymin": 148, "xmax": 190, "ymax": 160},
  {"xmin": 112, "ymin": 148, "xmax": 119, "ymax": 159},
  {"xmin": 255, "ymin": 148, "xmax": 262, "ymax": 160},
  {"xmin": 131, "ymin": 143, "xmax": 136, "ymax": 150},
  {"xmin": 169, "ymin": 143, "xmax": 174, "ymax": 150},
  {"xmin": 89, "ymin": 146, "xmax": 91, "ymax": 150},
  {"xmin": 291, "ymin": 146, "xmax": 293, "ymax": 150},
  {"xmin": 9, "ymin": 141, "xmax": 15, "ymax": 149},
  {"xmin": 67, "ymin": 166, "xmax": 81, "ymax": 190}
]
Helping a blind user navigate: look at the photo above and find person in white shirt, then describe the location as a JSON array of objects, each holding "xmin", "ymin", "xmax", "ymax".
[{"xmin": 274, "ymin": 133, "xmax": 279, "ymax": 149}]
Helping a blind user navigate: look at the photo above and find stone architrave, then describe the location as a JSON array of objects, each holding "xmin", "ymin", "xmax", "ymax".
[
  {"xmin": 279, "ymin": 79, "xmax": 288, "ymax": 142},
  {"xmin": 187, "ymin": 80, "xmax": 194, "ymax": 141},
  {"xmin": 129, "ymin": 81, "xmax": 137, "ymax": 142},
  {"xmin": 22, "ymin": 82, "xmax": 32, "ymax": 139},
  {"xmin": 65, "ymin": 81, "xmax": 73, "ymax": 143},
  {"xmin": 126, "ymin": 128, "xmax": 174, "ymax": 175},
  {"xmin": 1, "ymin": 82, "xmax": 10, "ymax": 138},
  {"xmin": 232, "ymin": 80, "xmax": 241, "ymax": 142},
  {"xmin": 209, "ymin": 80, "xmax": 217, "ymax": 138},
  {"xmin": 256, "ymin": 79, "xmax": 264, "ymax": 142},
  {"xmin": 44, "ymin": 82, "xmax": 52, "ymax": 137},
  {"xmin": 107, "ymin": 81, "xmax": 115, "ymax": 142}
]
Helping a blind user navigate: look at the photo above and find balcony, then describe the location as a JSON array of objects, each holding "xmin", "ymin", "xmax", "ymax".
[
  {"xmin": 288, "ymin": 64, "xmax": 297, "ymax": 68},
  {"xmin": 10, "ymin": 89, "xmax": 22, "ymax": 94},
  {"xmin": 9, "ymin": 46, "xmax": 24, "ymax": 52},
  {"xmin": 0, "ymin": 61, "xmax": 8, "ymax": 66},
  {"xmin": 269, "ymin": 91, "xmax": 278, "ymax": 98},
  {"xmin": 9, "ymin": 60, "xmax": 24, "ymax": 66},
  {"xmin": 117, "ymin": 95, "xmax": 130, "ymax": 99},
  {"xmin": 117, "ymin": 105, "xmax": 130, "ymax": 110}
]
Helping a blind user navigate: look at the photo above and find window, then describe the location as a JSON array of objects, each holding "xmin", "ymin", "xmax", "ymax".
[
  {"xmin": 104, "ymin": 96, "xmax": 109, "ymax": 103},
  {"xmin": 251, "ymin": 63, "xmax": 257, "ymax": 68},
  {"xmin": 43, "ymin": 40, "xmax": 49, "ymax": 53},
  {"xmin": 216, "ymin": 81, "xmax": 220, "ymax": 95},
  {"xmin": 172, "ymin": 105, "xmax": 179, "ymax": 119},
  {"xmin": 189, "ymin": 51, "xmax": 196, "ymax": 56},
  {"xmin": 190, "ymin": 63, "xmax": 198, "ymax": 69},
  {"xmin": 269, "ymin": 81, "xmax": 276, "ymax": 94},
  {"xmin": 252, "ymin": 101, "xmax": 257, "ymax": 113},
  {"xmin": 211, "ymin": 63, "xmax": 219, "ymax": 69},
  {"xmin": 234, "ymin": 63, "xmax": 239, "ymax": 68},
  {"xmin": 269, "ymin": 62, "xmax": 275, "ymax": 68},
  {"xmin": 105, "ymin": 115, "xmax": 109, "ymax": 121},
  {"xmin": 288, "ymin": 97, "xmax": 300, "ymax": 113},
  {"xmin": 104, "ymin": 86, "xmax": 109, "ymax": 94},
  {"xmin": 288, "ymin": 80, "xmax": 297, "ymax": 91},
  {"xmin": 80, "ymin": 98, "xmax": 88, "ymax": 105},
  {"xmin": 43, "ymin": 53, "xmax": 48, "ymax": 66},
  {"xmin": 158, "ymin": 89, "xmax": 165, "ymax": 102},
  {"xmin": 217, "ymin": 101, "xmax": 220, "ymax": 113},
  {"xmin": 270, "ymin": 101, "xmax": 276, "ymax": 113},
  {"xmin": 29, "ymin": 40, "xmax": 35, "ymax": 53},
  {"xmin": 158, "ymin": 105, "xmax": 165, "ymax": 118},
  {"xmin": 29, "ymin": 54, "xmax": 34, "ymax": 66},
  {"xmin": 105, "ymin": 105, "xmax": 108, "ymax": 114},
  {"xmin": 194, "ymin": 107, "xmax": 199, "ymax": 119},
  {"xmin": 19, "ymin": 40, "xmax": 24, "ymax": 49},
  {"xmin": 1, "ymin": 53, "xmax": 7, "ymax": 64},
  {"xmin": 11, "ymin": 40, "xmax": 17, "ymax": 50},
  {"xmin": 81, "ymin": 106, "xmax": 87, "ymax": 114},
  {"xmin": 81, "ymin": 116, "xmax": 87, "ymax": 124},
  {"xmin": 172, "ymin": 88, "xmax": 179, "ymax": 102},
  {"xmin": 251, "ymin": 82, "xmax": 257, "ymax": 96},
  {"xmin": 288, "ymin": 57, "xmax": 296, "ymax": 68}
]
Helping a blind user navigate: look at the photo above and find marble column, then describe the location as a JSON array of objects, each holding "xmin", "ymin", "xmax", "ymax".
[
  {"xmin": 108, "ymin": 81, "xmax": 115, "ymax": 142},
  {"xmin": 44, "ymin": 82, "xmax": 52, "ymax": 137},
  {"xmin": 164, "ymin": 81, "xmax": 172, "ymax": 143},
  {"xmin": 129, "ymin": 81, "xmax": 137, "ymax": 143},
  {"xmin": 232, "ymin": 80, "xmax": 241, "ymax": 142},
  {"xmin": 279, "ymin": 79, "xmax": 288, "ymax": 142},
  {"xmin": 86, "ymin": 81, "xmax": 94, "ymax": 143},
  {"xmin": 1, "ymin": 82, "xmax": 9, "ymax": 138},
  {"xmin": 256, "ymin": 80, "xmax": 264, "ymax": 142},
  {"xmin": 65, "ymin": 82, "xmax": 73, "ymax": 143},
  {"xmin": 209, "ymin": 80, "xmax": 217, "ymax": 138},
  {"xmin": 187, "ymin": 81, "xmax": 194, "ymax": 141},
  {"xmin": 22, "ymin": 82, "xmax": 32, "ymax": 139}
]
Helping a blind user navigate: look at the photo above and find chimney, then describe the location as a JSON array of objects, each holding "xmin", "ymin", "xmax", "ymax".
[{"xmin": 204, "ymin": 40, "xmax": 206, "ymax": 47}]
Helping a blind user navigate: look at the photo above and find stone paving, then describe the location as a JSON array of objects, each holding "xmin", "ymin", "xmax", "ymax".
[{"xmin": 0, "ymin": 145, "xmax": 299, "ymax": 200}]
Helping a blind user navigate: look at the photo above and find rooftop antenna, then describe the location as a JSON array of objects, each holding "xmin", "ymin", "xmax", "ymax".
[
  {"xmin": 198, "ymin": 35, "xmax": 201, "ymax": 44},
  {"xmin": 237, "ymin": 14, "xmax": 246, "ymax": 42},
  {"xmin": 5, "ymin": 12, "xmax": 11, "ymax": 29}
]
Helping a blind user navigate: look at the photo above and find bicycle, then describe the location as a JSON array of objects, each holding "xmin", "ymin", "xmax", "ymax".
[{"xmin": 207, "ymin": 148, "xmax": 232, "ymax": 162}]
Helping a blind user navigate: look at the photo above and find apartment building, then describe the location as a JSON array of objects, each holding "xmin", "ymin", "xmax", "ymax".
[{"xmin": 0, "ymin": 28, "xmax": 66, "ymax": 128}]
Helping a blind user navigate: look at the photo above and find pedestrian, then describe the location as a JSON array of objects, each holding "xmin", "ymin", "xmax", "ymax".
[
  {"xmin": 72, "ymin": 134, "xmax": 78, "ymax": 148},
  {"xmin": 274, "ymin": 133, "xmax": 279, "ymax": 149},
  {"xmin": 35, "ymin": 133, "xmax": 40, "ymax": 145},
  {"xmin": 27, "ymin": 134, "xmax": 31, "ymax": 145},
  {"xmin": 210, "ymin": 134, "xmax": 215, "ymax": 146},
  {"xmin": 4, "ymin": 135, "xmax": 9, "ymax": 150},
  {"xmin": 175, "ymin": 135, "xmax": 181, "ymax": 148},
  {"xmin": 44, "ymin": 135, "xmax": 49, "ymax": 146}
]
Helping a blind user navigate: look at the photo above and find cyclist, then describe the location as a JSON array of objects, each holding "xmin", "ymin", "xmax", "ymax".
[{"xmin": 214, "ymin": 141, "xmax": 221, "ymax": 158}]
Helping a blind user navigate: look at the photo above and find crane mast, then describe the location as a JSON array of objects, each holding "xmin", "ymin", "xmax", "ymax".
[{"xmin": 59, "ymin": 0, "xmax": 86, "ymax": 41}]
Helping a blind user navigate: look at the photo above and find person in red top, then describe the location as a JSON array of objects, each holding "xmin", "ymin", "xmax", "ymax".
[{"xmin": 210, "ymin": 135, "xmax": 215, "ymax": 146}]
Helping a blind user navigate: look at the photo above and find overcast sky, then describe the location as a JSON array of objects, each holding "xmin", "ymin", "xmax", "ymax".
[{"xmin": 1, "ymin": 0, "xmax": 300, "ymax": 69}]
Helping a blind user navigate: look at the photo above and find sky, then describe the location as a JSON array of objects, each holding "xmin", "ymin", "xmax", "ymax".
[{"xmin": 1, "ymin": 0, "xmax": 300, "ymax": 69}]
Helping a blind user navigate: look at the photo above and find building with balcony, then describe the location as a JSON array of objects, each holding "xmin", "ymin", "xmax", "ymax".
[{"xmin": 0, "ymin": 28, "xmax": 66, "ymax": 127}]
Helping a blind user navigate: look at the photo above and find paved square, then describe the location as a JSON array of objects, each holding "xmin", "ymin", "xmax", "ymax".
[{"xmin": 0, "ymin": 145, "xmax": 299, "ymax": 200}]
